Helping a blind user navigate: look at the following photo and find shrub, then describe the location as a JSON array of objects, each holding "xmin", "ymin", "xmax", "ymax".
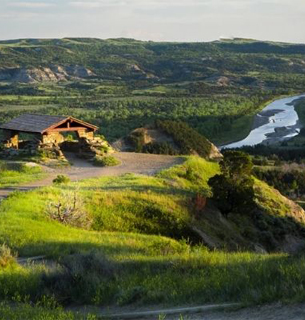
[
  {"xmin": 37, "ymin": 149, "xmax": 58, "ymax": 160},
  {"xmin": 142, "ymin": 142, "xmax": 178, "ymax": 155},
  {"xmin": 46, "ymin": 189, "xmax": 91, "ymax": 229},
  {"xmin": 52, "ymin": 175, "xmax": 71, "ymax": 185},
  {"xmin": 0, "ymin": 244, "xmax": 15, "ymax": 268},
  {"xmin": 93, "ymin": 155, "xmax": 120, "ymax": 167}
]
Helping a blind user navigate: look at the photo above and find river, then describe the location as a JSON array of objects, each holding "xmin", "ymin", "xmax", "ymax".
[{"xmin": 222, "ymin": 94, "xmax": 305, "ymax": 149}]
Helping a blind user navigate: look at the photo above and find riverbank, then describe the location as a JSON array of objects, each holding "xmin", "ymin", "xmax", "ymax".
[
  {"xmin": 218, "ymin": 95, "xmax": 289, "ymax": 148},
  {"xmin": 293, "ymin": 97, "xmax": 305, "ymax": 127},
  {"xmin": 260, "ymin": 97, "xmax": 305, "ymax": 146},
  {"xmin": 251, "ymin": 109, "xmax": 284, "ymax": 131},
  {"xmin": 222, "ymin": 94, "xmax": 305, "ymax": 149}
]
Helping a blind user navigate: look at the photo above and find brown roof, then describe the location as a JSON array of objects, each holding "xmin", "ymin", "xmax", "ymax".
[{"xmin": 0, "ymin": 114, "xmax": 98, "ymax": 134}]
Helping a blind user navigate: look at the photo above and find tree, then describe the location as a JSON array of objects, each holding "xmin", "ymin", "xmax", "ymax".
[
  {"xmin": 208, "ymin": 151, "xmax": 255, "ymax": 216},
  {"xmin": 220, "ymin": 150, "xmax": 253, "ymax": 179}
]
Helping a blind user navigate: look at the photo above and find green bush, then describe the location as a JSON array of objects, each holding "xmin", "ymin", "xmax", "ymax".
[
  {"xmin": 52, "ymin": 175, "xmax": 71, "ymax": 185},
  {"xmin": 143, "ymin": 142, "xmax": 178, "ymax": 155},
  {"xmin": 37, "ymin": 149, "xmax": 58, "ymax": 160},
  {"xmin": 93, "ymin": 155, "xmax": 120, "ymax": 167}
]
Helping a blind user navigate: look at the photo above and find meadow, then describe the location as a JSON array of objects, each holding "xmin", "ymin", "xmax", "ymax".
[{"xmin": 1, "ymin": 157, "xmax": 305, "ymax": 315}]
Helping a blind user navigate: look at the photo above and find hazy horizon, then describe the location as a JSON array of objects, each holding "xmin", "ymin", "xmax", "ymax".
[
  {"xmin": 0, "ymin": 36, "xmax": 304, "ymax": 45},
  {"xmin": 0, "ymin": 0, "xmax": 304, "ymax": 44}
]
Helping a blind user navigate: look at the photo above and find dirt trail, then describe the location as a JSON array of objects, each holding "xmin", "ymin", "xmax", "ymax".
[
  {"xmin": 185, "ymin": 303, "xmax": 305, "ymax": 320},
  {"xmin": 71, "ymin": 303, "xmax": 305, "ymax": 320},
  {"xmin": 0, "ymin": 152, "xmax": 184, "ymax": 199}
]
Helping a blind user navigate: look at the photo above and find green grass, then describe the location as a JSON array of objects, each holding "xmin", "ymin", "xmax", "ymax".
[
  {"xmin": 0, "ymin": 302, "xmax": 95, "ymax": 320},
  {"xmin": 254, "ymin": 178, "xmax": 294, "ymax": 217},
  {"xmin": 0, "ymin": 163, "xmax": 46, "ymax": 188},
  {"xmin": 158, "ymin": 156, "xmax": 219, "ymax": 192},
  {"xmin": 0, "ymin": 157, "xmax": 216, "ymax": 256},
  {"xmin": 0, "ymin": 156, "xmax": 305, "ymax": 309},
  {"xmin": 1, "ymin": 225, "xmax": 305, "ymax": 308}
]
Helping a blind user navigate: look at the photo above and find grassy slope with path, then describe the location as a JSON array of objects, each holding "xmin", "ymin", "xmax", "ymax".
[{"xmin": 1, "ymin": 156, "xmax": 305, "ymax": 317}]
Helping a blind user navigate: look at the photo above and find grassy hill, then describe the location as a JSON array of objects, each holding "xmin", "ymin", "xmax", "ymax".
[
  {"xmin": 1, "ymin": 156, "xmax": 305, "ymax": 315},
  {"xmin": 118, "ymin": 120, "xmax": 222, "ymax": 159},
  {"xmin": 1, "ymin": 38, "xmax": 305, "ymax": 79}
]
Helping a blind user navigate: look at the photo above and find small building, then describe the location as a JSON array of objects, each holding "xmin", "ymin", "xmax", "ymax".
[{"xmin": 0, "ymin": 114, "xmax": 109, "ymax": 159}]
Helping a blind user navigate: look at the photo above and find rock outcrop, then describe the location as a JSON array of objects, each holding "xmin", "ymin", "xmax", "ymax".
[
  {"xmin": 0, "ymin": 65, "xmax": 95, "ymax": 83},
  {"xmin": 78, "ymin": 136, "xmax": 113, "ymax": 159}
]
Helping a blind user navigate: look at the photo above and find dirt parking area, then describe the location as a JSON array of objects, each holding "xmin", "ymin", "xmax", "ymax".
[
  {"xmin": 64, "ymin": 151, "xmax": 184, "ymax": 180},
  {"xmin": 0, "ymin": 152, "xmax": 184, "ymax": 199}
]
